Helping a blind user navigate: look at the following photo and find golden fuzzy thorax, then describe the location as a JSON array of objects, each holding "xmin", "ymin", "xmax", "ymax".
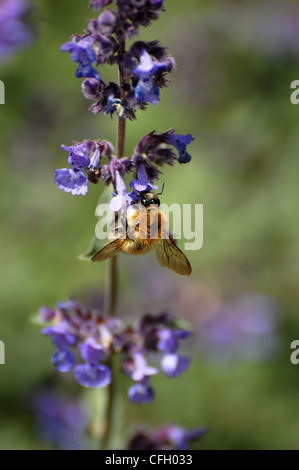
[{"xmin": 120, "ymin": 205, "xmax": 167, "ymax": 255}]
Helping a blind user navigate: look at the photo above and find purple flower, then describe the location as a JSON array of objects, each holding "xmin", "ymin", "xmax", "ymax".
[
  {"xmin": 129, "ymin": 160, "xmax": 158, "ymax": 192},
  {"xmin": 157, "ymin": 329, "xmax": 191, "ymax": 353},
  {"xmin": 79, "ymin": 337, "xmax": 104, "ymax": 364},
  {"xmin": 128, "ymin": 379, "xmax": 154, "ymax": 404},
  {"xmin": 155, "ymin": 426, "xmax": 207, "ymax": 450},
  {"xmin": 52, "ymin": 348, "xmax": 75, "ymax": 373},
  {"xmin": 61, "ymin": 36, "xmax": 100, "ymax": 80},
  {"xmin": 74, "ymin": 363, "xmax": 111, "ymax": 388},
  {"xmin": 89, "ymin": 0, "xmax": 112, "ymax": 11},
  {"xmin": 126, "ymin": 352, "xmax": 158, "ymax": 382},
  {"xmin": 134, "ymin": 50, "xmax": 167, "ymax": 105},
  {"xmin": 166, "ymin": 134, "xmax": 193, "ymax": 164},
  {"xmin": 54, "ymin": 141, "xmax": 103, "ymax": 195},
  {"xmin": 128, "ymin": 425, "xmax": 207, "ymax": 450},
  {"xmin": 97, "ymin": 9, "xmax": 117, "ymax": 36},
  {"xmin": 42, "ymin": 322, "xmax": 77, "ymax": 349},
  {"xmin": 161, "ymin": 354, "xmax": 190, "ymax": 377},
  {"xmin": 0, "ymin": 0, "xmax": 32, "ymax": 64},
  {"xmin": 109, "ymin": 170, "xmax": 136, "ymax": 211}
]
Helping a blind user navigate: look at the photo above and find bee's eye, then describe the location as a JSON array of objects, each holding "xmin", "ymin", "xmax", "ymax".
[{"xmin": 142, "ymin": 198, "xmax": 148, "ymax": 206}]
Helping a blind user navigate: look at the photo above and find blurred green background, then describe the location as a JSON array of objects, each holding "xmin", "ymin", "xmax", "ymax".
[{"xmin": 1, "ymin": 0, "xmax": 299, "ymax": 450}]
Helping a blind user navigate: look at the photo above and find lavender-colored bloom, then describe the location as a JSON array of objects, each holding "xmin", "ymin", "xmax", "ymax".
[
  {"xmin": 0, "ymin": 0, "xmax": 32, "ymax": 64},
  {"xmin": 126, "ymin": 351, "xmax": 158, "ymax": 382},
  {"xmin": 109, "ymin": 170, "xmax": 135, "ymax": 211},
  {"xmin": 74, "ymin": 363, "xmax": 111, "ymax": 388},
  {"xmin": 52, "ymin": 348, "xmax": 75, "ymax": 373},
  {"xmin": 54, "ymin": 168, "xmax": 89, "ymax": 196},
  {"xmin": 157, "ymin": 328, "xmax": 191, "ymax": 354},
  {"xmin": 161, "ymin": 354, "xmax": 190, "ymax": 378},
  {"xmin": 55, "ymin": 141, "xmax": 105, "ymax": 195},
  {"xmin": 133, "ymin": 53, "xmax": 163, "ymax": 105},
  {"xmin": 42, "ymin": 322, "xmax": 77, "ymax": 349},
  {"xmin": 128, "ymin": 379, "xmax": 154, "ymax": 404},
  {"xmin": 89, "ymin": 0, "xmax": 112, "ymax": 11},
  {"xmin": 97, "ymin": 9, "xmax": 117, "ymax": 36},
  {"xmin": 134, "ymin": 50, "xmax": 167, "ymax": 105},
  {"xmin": 129, "ymin": 161, "xmax": 158, "ymax": 192},
  {"xmin": 133, "ymin": 129, "xmax": 193, "ymax": 167},
  {"xmin": 61, "ymin": 36, "xmax": 100, "ymax": 80},
  {"xmin": 156, "ymin": 426, "xmax": 207, "ymax": 450},
  {"xmin": 79, "ymin": 337, "xmax": 104, "ymax": 364},
  {"xmin": 128, "ymin": 425, "xmax": 207, "ymax": 450},
  {"xmin": 134, "ymin": 50, "xmax": 165, "ymax": 77},
  {"xmin": 166, "ymin": 134, "xmax": 193, "ymax": 164}
]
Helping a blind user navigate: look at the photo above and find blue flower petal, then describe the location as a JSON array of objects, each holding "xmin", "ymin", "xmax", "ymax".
[
  {"xmin": 74, "ymin": 364, "xmax": 111, "ymax": 388},
  {"xmin": 52, "ymin": 348, "xmax": 75, "ymax": 373}
]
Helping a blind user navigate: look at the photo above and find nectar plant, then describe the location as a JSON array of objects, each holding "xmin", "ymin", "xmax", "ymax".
[{"xmin": 40, "ymin": 0, "xmax": 203, "ymax": 450}]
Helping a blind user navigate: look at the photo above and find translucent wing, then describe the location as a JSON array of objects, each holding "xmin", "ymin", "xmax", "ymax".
[
  {"xmin": 155, "ymin": 234, "xmax": 192, "ymax": 276},
  {"xmin": 91, "ymin": 238, "xmax": 123, "ymax": 262}
]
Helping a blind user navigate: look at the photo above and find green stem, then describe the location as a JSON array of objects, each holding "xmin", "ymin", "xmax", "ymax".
[{"xmin": 102, "ymin": 38, "xmax": 126, "ymax": 449}]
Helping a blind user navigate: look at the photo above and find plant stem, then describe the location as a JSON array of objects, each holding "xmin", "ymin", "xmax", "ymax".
[{"xmin": 102, "ymin": 37, "xmax": 126, "ymax": 450}]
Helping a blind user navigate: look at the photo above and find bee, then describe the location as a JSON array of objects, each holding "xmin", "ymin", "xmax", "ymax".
[{"xmin": 91, "ymin": 191, "xmax": 192, "ymax": 276}]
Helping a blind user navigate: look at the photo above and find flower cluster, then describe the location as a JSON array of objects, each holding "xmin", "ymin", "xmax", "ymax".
[
  {"xmin": 128, "ymin": 425, "xmax": 207, "ymax": 450},
  {"xmin": 41, "ymin": 300, "xmax": 191, "ymax": 404},
  {"xmin": 54, "ymin": 129, "xmax": 193, "ymax": 198},
  {"xmin": 0, "ymin": 0, "xmax": 32, "ymax": 63},
  {"xmin": 61, "ymin": 1, "xmax": 173, "ymax": 116}
]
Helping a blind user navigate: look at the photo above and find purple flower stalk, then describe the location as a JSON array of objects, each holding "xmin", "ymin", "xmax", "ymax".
[{"xmin": 42, "ymin": 0, "xmax": 199, "ymax": 451}]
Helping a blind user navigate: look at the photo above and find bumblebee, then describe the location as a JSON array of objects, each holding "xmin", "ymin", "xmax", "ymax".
[{"xmin": 92, "ymin": 192, "xmax": 192, "ymax": 276}]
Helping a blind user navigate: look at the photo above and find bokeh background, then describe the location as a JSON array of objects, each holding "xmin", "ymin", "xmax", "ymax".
[{"xmin": 1, "ymin": 0, "xmax": 299, "ymax": 450}]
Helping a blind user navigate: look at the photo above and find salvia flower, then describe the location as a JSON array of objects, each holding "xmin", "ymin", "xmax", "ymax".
[
  {"xmin": 89, "ymin": 0, "xmax": 112, "ymax": 11},
  {"xmin": 128, "ymin": 425, "xmax": 207, "ymax": 450},
  {"xmin": 133, "ymin": 50, "xmax": 167, "ymax": 105},
  {"xmin": 166, "ymin": 133, "xmax": 194, "ymax": 164},
  {"xmin": 54, "ymin": 140, "xmax": 112, "ymax": 195},
  {"xmin": 61, "ymin": 36, "xmax": 100, "ymax": 80},
  {"xmin": 129, "ymin": 160, "xmax": 158, "ymax": 192},
  {"xmin": 40, "ymin": 301, "xmax": 191, "ymax": 403},
  {"xmin": 0, "ymin": 0, "xmax": 32, "ymax": 63},
  {"xmin": 134, "ymin": 129, "xmax": 194, "ymax": 167}
]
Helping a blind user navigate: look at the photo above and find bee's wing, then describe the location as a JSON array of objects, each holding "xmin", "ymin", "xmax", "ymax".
[
  {"xmin": 155, "ymin": 234, "xmax": 192, "ymax": 276},
  {"xmin": 91, "ymin": 238, "xmax": 123, "ymax": 262}
]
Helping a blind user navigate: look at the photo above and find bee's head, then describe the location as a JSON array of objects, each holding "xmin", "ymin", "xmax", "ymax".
[{"xmin": 140, "ymin": 192, "xmax": 160, "ymax": 208}]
